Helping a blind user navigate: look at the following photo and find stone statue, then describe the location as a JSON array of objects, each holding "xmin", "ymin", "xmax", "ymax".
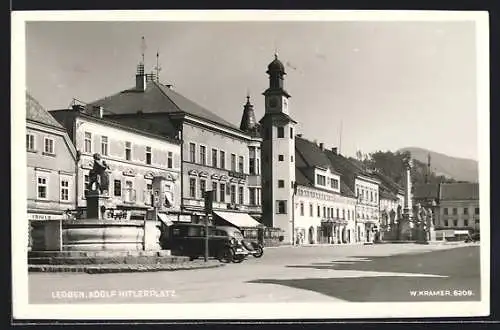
[{"xmin": 88, "ymin": 153, "xmax": 110, "ymax": 194}]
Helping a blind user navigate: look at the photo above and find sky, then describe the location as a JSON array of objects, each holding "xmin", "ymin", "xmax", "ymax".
[{"xmin": 26, "ymin": 19, "xmax": 479, "ymax": 160}]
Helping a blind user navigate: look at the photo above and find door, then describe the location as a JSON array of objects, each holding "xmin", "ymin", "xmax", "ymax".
[{"xmin": 308, "ymin": 226, "xmax": 314, "ymax": 244}]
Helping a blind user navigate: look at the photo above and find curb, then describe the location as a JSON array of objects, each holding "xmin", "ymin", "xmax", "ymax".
[{"xmin": 29, "ymin": 262, "xmax": 225, "ymax": 274}]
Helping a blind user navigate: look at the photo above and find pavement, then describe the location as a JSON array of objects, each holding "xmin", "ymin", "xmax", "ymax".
[{"xmin": 28, "ymin": 242, "xmax": 480, "ymax": 304}]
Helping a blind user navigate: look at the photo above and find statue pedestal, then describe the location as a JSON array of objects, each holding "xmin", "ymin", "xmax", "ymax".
[{"xmin": 85, "ymin": 190, "xmax": 112, "ymax": 220}]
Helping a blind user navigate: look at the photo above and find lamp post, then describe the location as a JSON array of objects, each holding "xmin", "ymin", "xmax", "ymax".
[{"xmin": 203, "ymin": 190, "xmax": 214, "ymax": 262}]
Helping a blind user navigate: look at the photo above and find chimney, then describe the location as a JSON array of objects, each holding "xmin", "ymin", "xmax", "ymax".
[
  {"xmin": 319, "ymin": 143, "xmax": 324, "ymax": 150},
  {"xmin": 331, "ymin": 147, "xmax": 338, "ymax": 155},
  {"xmin": 136, "ymin": 63, "xmax": 146, "ymax": 91},
  {"xmin": 72, "ymin": 104, "xmax": 85, "ymax": 112},
  {"xmin": 93, "ymin": 106, "xmax": 104, "ymax": 118}
]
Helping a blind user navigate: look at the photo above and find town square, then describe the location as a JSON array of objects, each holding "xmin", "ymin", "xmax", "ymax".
[{"xmin": 12, "ymin": 11, "xmax": 488, "ymax": 320}]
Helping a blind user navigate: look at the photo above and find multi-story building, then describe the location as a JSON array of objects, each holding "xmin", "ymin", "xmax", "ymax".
[
  {"xmin": 84, "ymin": 61, "xmax": 262, "ymax": 226},
  {"xmin": 294, "ymin": 137, "xmax": 357, "ymax": 244},
  {"xmin": 260, "ymin": 54, "xmax": 297, "ymax": 244},
  {"xmin": 438, "ymin": 183, "xmax": 480, "ymax": 232},
  {"xmin": 371, "ymin": 170, "xmax": 405, "ymax": 234},
  {"xmin": 324, "ymin": 149, "xmax": 381, "ymax": 243},
  {"xmin": 26, "ymin": 92, "xmax": 77, "ymax": 221},
  {"xmin": 50, "ymin": 105, "xmax": 182, "ymax": 221}
]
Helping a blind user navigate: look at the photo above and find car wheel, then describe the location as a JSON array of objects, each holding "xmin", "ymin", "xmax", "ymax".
[
  {"xmin": 232, "ymin": 254, "xmax": 245, "ymax": 263},
  {"xmin": 217, "ymin": 247, "xmax": 233, "ymax": 263},
  {"xmin": 253, "ymin": 246, "xmax": 264, "ymax": 258}
]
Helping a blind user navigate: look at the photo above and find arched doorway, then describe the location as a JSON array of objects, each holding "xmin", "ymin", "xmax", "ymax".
[{"xmin": 308, "ymin": 226, "xmax": 314, "ymax": 244}]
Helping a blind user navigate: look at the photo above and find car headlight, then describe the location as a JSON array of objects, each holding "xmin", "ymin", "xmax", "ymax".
[{"xmin": 230, "ymin": 237, "xmax": 236, "ymax": 245}]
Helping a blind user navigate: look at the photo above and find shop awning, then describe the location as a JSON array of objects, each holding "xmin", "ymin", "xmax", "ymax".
[
  {"xmin": 157, "ymin": 213, "xmax": 173, "ymax": 226},
  {"xmin": 214, "ymin": 211, "xmax": 262, "ymax": 228}
]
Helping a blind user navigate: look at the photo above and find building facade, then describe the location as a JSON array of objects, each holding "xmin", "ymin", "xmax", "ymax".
[
  {"xmin": 26, "ymin": 93, "xmax": 77, "ymax": 221},
  {"xmin": 294, "ymin": 137, "xmax": 357, "ymax": 245},
  {"xmin": 437, "ymin": 183, "xmax": 480, "ymax": 232},
  {"xmin": 50, "ymin": 106, "xmax": 182, "ymax": 220},
  {"xmin": 260, "ymin": 54, "xmax": 297, "ymax": 244},
  {"xmin": 84, "ymin": 61, "xmax": 262, "ymax": 226}
]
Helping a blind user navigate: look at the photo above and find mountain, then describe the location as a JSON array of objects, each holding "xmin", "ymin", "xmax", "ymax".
[{"xmin": 397, "ymin": 147, "xmax": 478, "ymax": 183}]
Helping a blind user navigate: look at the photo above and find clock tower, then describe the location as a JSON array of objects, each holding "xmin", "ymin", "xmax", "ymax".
[{"xmin": 259, "ymin": 54, "xmax": 297, "ymax": 245}]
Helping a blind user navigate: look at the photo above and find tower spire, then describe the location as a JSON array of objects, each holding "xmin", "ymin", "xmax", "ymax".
[
  {"xmin": 141, "ymin": 36, "xmax": 146, "ymax": 64},
  {"xmin": 154, "ymin": 50, "xmax": 162, "ymax": 82}
]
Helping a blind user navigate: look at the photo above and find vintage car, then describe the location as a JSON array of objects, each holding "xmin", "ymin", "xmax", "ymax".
[
  {"xmin": 159, "ymin": 223, "xmax": 249, "ymax": 263},
  {"xmin": 216, "ymin": 226, "xmax": 264, "ymax": 258}
]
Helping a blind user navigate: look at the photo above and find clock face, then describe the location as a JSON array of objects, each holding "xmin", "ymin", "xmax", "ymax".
[{"xmin": 268, "ymin": 97, "xmax": 278, "ymax": 108}]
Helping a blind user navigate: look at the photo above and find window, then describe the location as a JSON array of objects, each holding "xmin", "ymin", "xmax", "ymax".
[
  {"xmin": 167, "ymin": 152, "xmax": 173, "ymax": 168},
  {"xmin": 189, "ymin": 143, "xmax": 196, "ymax": 162},
  {"xmin": 114, "ymin": 180, "xmax": 121, "ymax": 197},
  {"xmin": 374, "ymin": 192, "xmax": 378, "ymax": 202},
  {"xmin": 276, "ymin": 200, "xmax": 287, "ymax": 214},
  {"xmin": 239, "ymin": 156, "xmax": 244, "ymax": 173},
  {"xmin": 199, "ymin": 179, "xmax": 206, "ymax": 199},
  {"xmin": 230, "ymin": 185, "xmax": 236, "ymax": 204},
  {"xmin": 124, "ymin": 181, "xmax": 133, "ymax": 202},
  {"xmin": 44, "ymin": 137, "xmax": 55, "ymax": 154},
  {"xmin": 336, "ymin": 208, "xmax": 340, "ymax": 218},
  {"xmin": 146, "ymin": 146, "xmax": 152, "ymax": 164},
  {"xmin": 26, "ymin": 133, "xmax": 35, "ymax": 151},
  {"xmin": 290, "ymin": 127, "xmax": 294, "ymax": 139},
  {"xmin": 347, "ymin": 210, "xmax": 351, "ymax": 220},
  {"xmin": 101, "ymin": 136, "xmax": 108, "ymax": 156},
  {"xmin": 84, "ymin": 132, "xmax": 92, "ymax": 153},
  {"xmin": 330, "ymin": 178, "xmax": 339, "ymax": 189},
  {"xmin": 278, "ymin": 180, "xmax": 285, "ymax": 188},
  {"xmin": 453, "ymin": 219, "xmax": 458, "ymax": 227},
  {"xmin": 189, "ymin": 178, "xmax": 196, "ymax": 198},
  {"xmin": 145, "ymin": 183, "xmax": 153, "ymax": 204},
  {"xmin": 357, "ymin": 188, "xmax": 360, "ymax": 197},
  {"xmin": 300, "ymin": 202, "xmax": 304, "ymax": 216},
  {"xmin": 464, "ymin": 208, "xmax": 468, "ymax": 215},
  {"xmin": 475, "ymin": 207, "xmax": 480, "ymax": 215},
  {"xmin": 452, "ymin": 208, "xmax": 457, "ymax": 215},
  {"xmin": 444, "ymin": 208, "xmax": 448, "ymax": 215},
  {"xmin": 249, "ymin": 158, "xmax": 256, "ymax": 174},
  {"xmin": 238, "ymin": 186, "xmax": 244, "ymax": 204},
  {"xmin": 317, "ymin": 205, "xmax": 320, "ymax": 217},
  {"xmin": 291, "ymin": 156, "xmax": 294, "ymax": 162},
  {"xmin": 200, "ymin": 146, "xmax": 206, "ymax": 165},
  {"xmin": 370, "ymin": 191, "xmax": 373, "ymax": 202},
  {"xmin": 125, "ymin": 141, "xmax": 131, "ymax": 161},
  {"xmin": 60, "ymin": 179, "xmax": 69, "ymax": 201},
  {"xmin": 256, "ymin": 159, "xmax": 260, "ymax": 175},
  {"xmin": 316, "ymin": 174, "xmax": 326, "ymax": 186},
  {"xmin": 278, "ymin": 155, "xmax": 284, "ymax": 161},
  {"xmin": 231, "ymin": 154, "xmax": 236, "ymax": 171},
  {"xmin": 249, "ymin": 187, "xmax": 256, "ymax": 205},
  {"xmin": 277, "ymin": 127, "xmax": 285, "ymax": 138},
  {"xmin": 37, "ymin": 176, "xmax": 47, "ymax": 199},
  {"xmin": 212, "ymin": 148, "xmax": 217, "ymax": 168},
  {"xmin": 444, "ymin": 220, "xmax": 449, "ymax": 227},
  {"xmin": 323, "ymin": 206, "xmax": 326, "ymax": 218},
  {"xmin": 464, "ymin": 219, "xmax": 469, "ymax": 227},
  {"xmin": 220, "ymin": 151, "xmax": 225, "ymax": 169},
  {"xmin": 212, "ymin": 182, "xmax": 218, "ymax": 201},
  {"xmin": 342, "ymin": 209, "xmax": 346, "ymax": 219},
  {"xmin": 309, "ymin": 204, "xmax": 313, "ymax": 217},
  {"xmin": 84, "ymin": 174, "xmax": 89, "ymax": 192},
  {"xmin": 220, "ymin": 183, "xmax": 226, "ymax": 202}
]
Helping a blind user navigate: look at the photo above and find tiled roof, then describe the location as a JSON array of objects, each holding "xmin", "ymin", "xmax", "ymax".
[
  {"xmin": 439, "ymin": 183, "xmax": 479, "ymax": 201},
  {"xmin": 371, "ymin": 171, "xmax": 403, "ymax": 192},
  {"xmin": 295, "ymin": 137, "xmax": 340, "ymax": 174},
  {"xmin": 380, "ymin": 189, "xmax": 399, "ymax": 201},
  {"xmin": 340, "ymin": 181, "xmax": 356, "ymax": 198},
  {"xmin": 26, "ymin": 92, "xmax": 64, "ymax": 128},
  {"xmin": 89, "ymin": 80, "xmax": 240, "ymax": 131},
  {"xmin": 413, "ymin": 184, "xmax": 440, "ymax": 200},
  {"xmin": 259, "ymin": 111, "xmax": 297, "ymax": 124}
]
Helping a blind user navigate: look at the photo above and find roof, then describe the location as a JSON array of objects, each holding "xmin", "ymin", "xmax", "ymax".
[
  {"xmin": 26, "ymin": 92, "xmax": 64, "ymax": 129},
  {"xmin": 50, "ymin": 109, "xmax": 181, "ymax": 145},
  {"xmin": 89, "ymin": 80, "xmax": 240, "ymax": 131},
  {"xmin": 371, "ymin": 171, "xmax": 404, "ymax": 194},
  {"xmin": 239, "ymin": 96, "xmax": 259, "ymax": 135},
  {"xmin": 439, "ymin": 183, "xmax": 479, "ymax": 201},
  {"xmin": 413, "ymin": 184, "xmax": 440, "ymax": 200},
  {"xmin": 259, "ymin": 111, "xmax": 297, "ymax": 124},
  {"xmin": 295, "ymin": 137, "xmax": 340, "ymax": 173},
  {"xmin": 379, "ymin": 189, "xmax": 399, "ymax": 201}
]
